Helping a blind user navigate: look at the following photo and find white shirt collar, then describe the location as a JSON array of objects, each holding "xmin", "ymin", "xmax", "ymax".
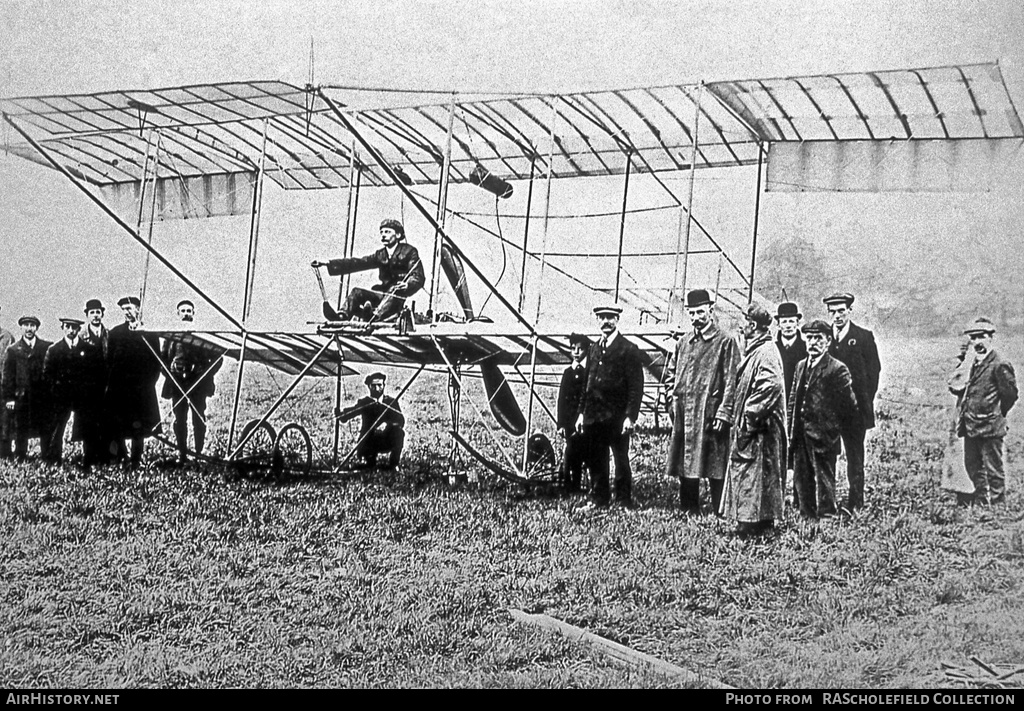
[
  {"xmin": 834, "ymin": 322, "xmax": 850, "ymax": 342},
  {"xmin": 603, "ymin": 329, "xmax": 620, "ymax": 346}
]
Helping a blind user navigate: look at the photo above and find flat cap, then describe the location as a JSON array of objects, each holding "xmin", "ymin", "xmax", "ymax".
[
  {"xmin": 364, "ymin": 371, "xmax": 387, "ymax": 384},
  {"xmin": 822, "ymin": 292, "xmax": 855, "ymax": 307},
  {"xmin": 18, "ymin": 315, "xmax": 40, "ymax": 327},
  {"xmin": 593, "ymin": 305, "xmax": 623, "ymax": 317},
  {"xmin": 685, "ymin": 289, "xmax": 713, "ymax": 308},
  {"xmin": 117, "ymin": 296, "xmax": 141, "ymax": 308},
  {"xmin": 177, "ymin": 299, "xmax": 195, "ymax": 310},
  {"xmin": 379, "ymin": 218, "xmax": 404, "ymax": 235},
  {"xmin": 963, "ymin": 317, "xmax": 996, "ymax": 336},
  {"xmin": 802, "ymin": 319, "xmax": 833, "ymax": 336},
  {"xmin": 59, "ymin": 317, "xmax": 84, "ymax": 327}
]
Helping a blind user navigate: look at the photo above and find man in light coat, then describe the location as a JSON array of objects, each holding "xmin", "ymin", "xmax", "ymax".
[
  {"xmin": 664, "ymin": 289, "xmax": 740, "ymax": 515},
  {"xmin": 950, "ymin": 318, "xmax": 1018, "ymax": 505},
  {"xmin": 722, "ymin": 303, "xmax": 787, "ymax": 536}
]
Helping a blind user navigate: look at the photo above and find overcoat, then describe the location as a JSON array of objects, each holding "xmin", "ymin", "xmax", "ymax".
[
  {"xmin": 106, "ymin": 323, "xmax": 162, "ymax": 438},
  {"xmin": 721, "ymin": 333, "xmax": 787, "ymax": 523},
  {"xmin": 44, "ymin": 337, "xmax": 105, "ymax": 441},
  {"xmin": 829, "ymin": 322, "xmax": 881, "ymax": 429},
  {"xmin": 664, "ymin": 322, "xmax": 740, "ymax": 481},
  {"xmin": 2, "ymin": 337, "xmax": 52, "ymax": 436},
  {"xmin": 775, "ymin": 331, "xmax": 807, "ymax": 402},
  {"xmin": 578, "ymin": 334, "xmax": 644, "ymax": 427},
  {"xmin": 952, "ymin": 350, "xmax": 1018, "ymax": 439},
  {"xmin": 326, "ymin": 242, "xmax": 426, "ymax": 297},
  {"xmin": 557, "ymin": 362, "xmax": 588, "ymax": 433}
]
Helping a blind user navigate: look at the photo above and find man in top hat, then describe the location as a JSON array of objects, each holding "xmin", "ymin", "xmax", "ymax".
[
  {"xmin": 949, "ymin": 318, "xmax": 1018, "ymax": 505},
  {"xmin": 721, "ymin": 303, "xmax": 787, "ymax": 535},
  {"xmin": 0, "ymin": 305, "xmax": 15, "ymax": 459},
  {"xmin": 312, "ymin": 218, "xmax": 425, "ymax": 323},
  {"xmin": 43, "ymin": 317, "xmax": 105, "ymax": 467},
  {"xmin": 823, "ymin": 292, "xmax": 881, "ymax": 512},
  {"xmin": 2, "ymin": 316, "xmax": 52, "ymax": 459},
  {"xmin": 575, "ymin": 305, "xmax": 645, "ymax": 508},
  {"xmin": 788, "ymin": 320, "xmax": 858, "ymax": 519},
  {"xmin": 664, "ymin": 289, "xmax": 740, "ymax": 515},
  {"xmin": 557, "ymin": 332, "xmax": 591, "ymax": 493},
  {"xmin": 337, "ymin": 372, "xmax": 406, "ymax": 469},
  {"xmin": 106, "ymin": 296, "xmax": 162, "ymax": 468},
  {"xmin": 774, "ymin": 301, "xmax": 807, "ymax": 403},
  {"xmin": 160, "ymin": 299, "xmax": 223, "ymax": 463}
]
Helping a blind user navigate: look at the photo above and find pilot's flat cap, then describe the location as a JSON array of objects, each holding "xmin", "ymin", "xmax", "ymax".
[
  {"xmin": 18, "ymin": 315, "xmax": 40, "ymax": 327},
  {"xmin": 963, "ymin": 317, "xmax": 996, "ymax": 336},
  {"xmin": 117, "ymin": 296, "xmax": 141, "ymax": 308},
  {"xmin": 59, "ymin": 317, "xmax": 84, "ymax": 328},
  {"xmin": 776, "ymin": 301, "xmax": 802, "ymax": 319},
  {"xmin": 822, "ymin": 292, "xmax": 855, "ymax": 307},
  {"xmin": 593, "ymin": 305, "xmax": 623, "ymax": 317},
  {"xmin": 84, "ymin": 299, "xmax": 104, "ymax": 312},
  {"xmin": 379, "ymin": 218, "xmax": 404, "ymax": 234},
  {"xmin": 685, "ymin": 289, "xmax": 713, "ymax": 308},
  {"xmin": 364, "ymin": 371, "xmax": 387, "ymax": 384},
  {"xmin": 802, "ymin": 319, "xmax": 833, "ymax": 336}
]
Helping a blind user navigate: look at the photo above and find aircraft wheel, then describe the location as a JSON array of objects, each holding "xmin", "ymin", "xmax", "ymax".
[
  {"xmin": 235, "ymin": 419, "xmax": 277, "ymax": 475},
  {"xmin": 272, "ymin": 422, "xmax": 313, "ymax": 476}
]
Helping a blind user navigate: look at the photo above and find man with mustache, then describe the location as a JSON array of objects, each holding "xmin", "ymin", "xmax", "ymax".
[{"xmin": 949, "ymin": 318, "xmax": 1018, "ymax": 505}]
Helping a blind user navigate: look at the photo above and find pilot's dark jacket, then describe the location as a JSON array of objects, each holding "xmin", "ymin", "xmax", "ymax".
[{"xmin": 326, "ymin": 243, "xmax": 425, "ymax": 298}]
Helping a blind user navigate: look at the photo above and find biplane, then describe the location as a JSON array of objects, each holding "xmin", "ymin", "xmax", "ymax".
[{"xmin": 2, "ymin": 62, "xmax": 1021, "ymax": 482}]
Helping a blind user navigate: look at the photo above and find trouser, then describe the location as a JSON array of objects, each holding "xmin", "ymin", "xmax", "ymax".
[
  {"xmin": 840, "ymin": 425, "xmax": 867, "ymax": 510},
  {"xmin": 585, "ymin": 420, "xmax": 632, "ymax": 506},
  {"xmin": 561, "ymin": 431, "xmax": 588, "ymax": 492},
  {"xmin": 792, "ymin": 437, "xmax": 838, "ymax": 518},
  {"xmin": 679, "ymin": 477, "xmax": 725, "ymax": 515},
  {"xmin": 47, "ymin": 407, "xmax": 73, "ymax": 463},
  {"xmin": 172, "ymin": 395, "xmax": 208, "ymax": 457},
  {"xmin": 963, "ymin": 436, "xmax": 1005, "ymax": 504},
  {"xmin": 113, "ymin": 436, "xmax": 146, "ymax": 468},
  {"xmin": 344, "ymin": 287, "xmax": 406, "ymax": 322},
  {"xmin": 356, "ymin": 426, "xmax": 405, "ymax": 467}
]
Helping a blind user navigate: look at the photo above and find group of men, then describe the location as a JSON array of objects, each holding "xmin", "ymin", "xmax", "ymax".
[{"xmin": 0, "ymin": 297, "xmax": 220, "ymax": 470}]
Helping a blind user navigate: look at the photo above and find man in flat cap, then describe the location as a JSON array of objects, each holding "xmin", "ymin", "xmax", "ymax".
[
  {"xmin": 312, "ymin": 218, "xmax": 425, "ymax": 323},
  {"xmin": 44, "ymin": 318, "xmax": 105, "ymax": 467},
  {"xmin": 0, "ymin": 305, "xmax": 15, "ymax": 459},
  {"xmin": 823, "ymin": 292, "xmax": 881, "ymax": 512},
  {"xmin": 664, "ymin": 289, "xmax": 740, "ymax": 515},
  {"xmin": 337, "ymin": 372, "xmax": 406, "ymax": 469},
  {"xmin": 949, "ymin": 318, "xmax": 1018, "ymax": 505},
  {"xmin": 105, "ymin": 296, "xmax": 162, "ymax": 468},
  {"xmin": 557, "ymin": 332, "xmax": 591, "ymax": 493},
  {"xmin": 160, "ymin": 299, "xmax": 223, "ymax": 463},
  {"xmin": 774, "ymin": 301, "xmax": 807, "ymax": 404},
  {"xmin": 2, "ymin": 316, "xmax": 52, "ymax": 460},
  {"xmin": 721, "ymin": 303, "xmax": 787, "ymax": 535},
  {"xmin": 575, "ymin": 305, "xmax": 644, "ymax": 508},
  {"xmin": 788, "ymin": 320, "xmax": 858, "ymax": 519}
]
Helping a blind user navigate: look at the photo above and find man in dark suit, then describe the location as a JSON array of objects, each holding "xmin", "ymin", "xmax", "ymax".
[
  {"xmin": 337, "ymin": 372, "xmax": 406, "ymax": 469},
  {"xmin": 0, "ymin": 305, "xmax": 15, "ymax": 459},
  {"xmin": 823, "ymin": 292, "xmax": 881, "ymax": 512},
  {"xmin": 161, "ymin": 299, "xmax": 222, "ymax": 463},
  {"xmin": 557, "ymin": 333, "xmax": 591, "ymax": 493},
  {"xmin": 950, "ymin": 318, "xmax": 1018, "ymax": 505},
  {"xmin": 789, "ymin": 320, "xmax": 859, "ymax": 519},
  {"xmin": 575, "ymin": 305, "xmax": 644, "ymax": 508},
  {"xmin": 312, "ymin": 218, "xmax": 425, "ymax": 323},
  {"xmin": 774, "ymin": 301, "xmax": 807, "ymax": 403},
  {"xmin": 2, "ymin": 316, "xmax": 52, "ymax": 460},
  {"xmin": 43, "ymin": 317, "xmax": 105, "ymax": 467}
]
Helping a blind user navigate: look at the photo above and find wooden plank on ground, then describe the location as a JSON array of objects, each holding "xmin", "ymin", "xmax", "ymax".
[{"xmin": 508, "ymin": 608, "xmax": 734, "ymax": 689}]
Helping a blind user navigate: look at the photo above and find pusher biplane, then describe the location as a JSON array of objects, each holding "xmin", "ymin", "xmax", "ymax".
[{"xmin": 2, "ymin": 62, "xmax": 1020, "ymax": 481}]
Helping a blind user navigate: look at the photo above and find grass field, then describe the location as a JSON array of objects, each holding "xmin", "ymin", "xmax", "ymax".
[{"xmin": 1, "ymin": 336, "xmax": 1022, "ymax": 688}]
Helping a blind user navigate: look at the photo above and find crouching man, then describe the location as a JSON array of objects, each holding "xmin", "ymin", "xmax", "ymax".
[{"xmin": 337, "ymin": 372, "xmax": 405, "ymax": 469}]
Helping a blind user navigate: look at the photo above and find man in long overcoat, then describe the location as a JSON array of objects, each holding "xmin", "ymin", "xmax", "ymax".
[
  {"xmin": 664, "ymin": 289, "xmax": 740, "ymax": 515},
  {"xmin": 557, "ymin": 332, "xmax": 590, "ymax": 493},
  {"xmin": 312, "ymin": 218, "xmax": 425, "ymax": 323},
  {"xmin": 824, "ymin": 292, "xmax": 881, "ymax": 512},
  {"xmin": 337, "ymin": 372, "xmax": 406, "ymax": 469},
  {"xmin": 106, "ymin": 296, "xmax": 162, "ymax": 468},
  {"xmin": 722, "ymin": 304, "xmax": 787, "ymax": 535},
  {"xmin": 789, "ymin": 320, "xmax": 858, "ymax": 519},
  {"xmin": 0, "ymin": 307, "xmax": 15, "ymax": 459},
  {"xmin": 950, "ymin": 317, "xmax": 1018, "ymax": 505},
  {"xmin": 2, "ymin": 316, "xmax": 52, "ymax": 459},
  {"xmin": 44, "ymin": 317, "xmax": 105, "ymax": 466},
  {"xmin": 575, "ymin": 305, "xmax": 644, "ymax": 508}
]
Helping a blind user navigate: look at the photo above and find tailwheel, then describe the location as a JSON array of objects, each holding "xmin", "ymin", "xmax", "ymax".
[
  {"xmin": 272, "ymin": 422, "xmax": 313, "ymax": 476},
  {"xmin": 234, "ymin": 419, "xmax": 277, "ymax": 475}
]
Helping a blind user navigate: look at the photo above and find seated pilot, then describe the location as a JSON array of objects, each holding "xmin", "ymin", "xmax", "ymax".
[
  {"xmin": 312, "ymin": 218, "xmax": 425, "ymax": 322},
  {"xmin": 337, "ymin": 372, "xmax": 406, "ymax": 469}
]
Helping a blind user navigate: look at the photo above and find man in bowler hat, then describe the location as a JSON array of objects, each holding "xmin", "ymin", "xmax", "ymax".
[
  {"xmin": 575, "ymin": 305, "xmax": 644, "ymax": 508},
  {"xmin": 557, "ymin": 332, "xmax": 591, "ymax": 493},
  {"xmin": 337, "ymin": 372, "xmax": 406, "ymax": 469},
  {"xmin": 774, "ymin": 301, "xmax": 807, "ymax": 403},
  {"xmin": 823, "ymin": 292, "xmax": 881, "ymax": 512},
  {"xmin": 44, "ymin": 317, "xmax": 105, "ymax": 467}
]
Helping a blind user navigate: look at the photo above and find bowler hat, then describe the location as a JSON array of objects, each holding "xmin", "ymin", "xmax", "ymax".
[
  {"xmin": 802, "ymin": 319, "xmax": 832, "ymax": 336},
  {"xmin": 84, "ymin": 299, "xmax": 104, "ymax": 313},
  {"xmin": 775, "ymin": 302, "xmax": 802, "ymax": 319},
  {"xmin": 685, "ymin": 289, "xmax": 713, "ymax": 308},
  {"xmin": 59, "ymin": 317, "xmax": 84, "ymax": 328},
  {"xmin": 743, "ymin": 303, "xmax": 772, "ymax": 328},
  {"xmin": 379, "ymin": 218, "xmax": 404, "ymax": 235},
  {"xmin": 963, "ymin": 317, "xmax": 996, "ymax": 336},
  {"xmin": 568, "ymin": 332, "xmax": 592, "ymax": 348},
  {"xmin": 592, "ymin": 305, "xmax": 622, "ymax": 317},
  {"xmin": 364, "ymin": 371, "xmax": 387, "ymax": 385},
  {"xmin": 117, "ymin": 296, "xmax": 141, "ymax": 308},
  {"xmin": 822, "ymin": 292, "xmax": 855, "ymax": 307}
]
